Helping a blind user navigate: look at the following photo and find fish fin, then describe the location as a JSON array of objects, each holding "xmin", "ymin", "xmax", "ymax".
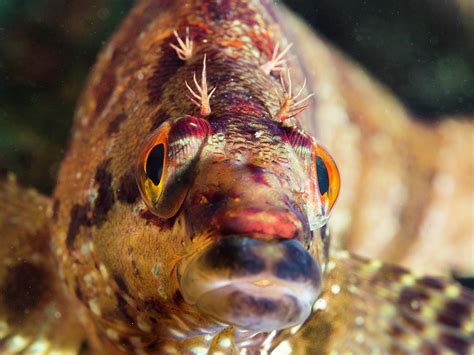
[
  {"xmin": 270, "ymin": 251, "xmax": 473, "ymax": 354},
  {"xmin": 0, "ymin": 174, "xmax": 86, "ymax": 353}
]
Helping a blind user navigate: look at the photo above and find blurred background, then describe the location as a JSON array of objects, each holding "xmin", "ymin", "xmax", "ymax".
[{"xmin": 0, "ymin": 0, "xmax": 472, "ymax": 194}]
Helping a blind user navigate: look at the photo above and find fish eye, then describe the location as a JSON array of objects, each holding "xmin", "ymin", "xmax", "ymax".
[
  {"xmin": 146, "ymin": 143, "xmax": 165, "ymax": 185},
  {"xmin": 136, "ymin": 123, "xmax": 171, "ymax": 216},
  {"xmin": 135, "ymin": 116, "xmax": 210, "ymax": 218},
  {"xmin": 314, "ymin": 143, "xmax": 340, "ymax": 216}
]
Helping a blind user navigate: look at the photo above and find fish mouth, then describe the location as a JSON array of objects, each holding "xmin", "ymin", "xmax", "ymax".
[{"xmin": 179, "ymin": 236, "xmax": 321, "ymax": 331}]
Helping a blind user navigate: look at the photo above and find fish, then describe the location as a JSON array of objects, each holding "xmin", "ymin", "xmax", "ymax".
[{"xmin": 0, "ymin": 0, "xmax": 472, "ymax": 354}]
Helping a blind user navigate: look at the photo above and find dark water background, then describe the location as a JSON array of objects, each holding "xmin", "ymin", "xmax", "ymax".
[{"xmin": 0, "ymin": 0, "xmax": 472, "ymax": 194}]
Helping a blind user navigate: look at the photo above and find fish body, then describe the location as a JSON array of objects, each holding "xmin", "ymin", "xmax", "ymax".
[{"xmin": 0, "ymin": 0, "xmax": 472, "ymax": 354}]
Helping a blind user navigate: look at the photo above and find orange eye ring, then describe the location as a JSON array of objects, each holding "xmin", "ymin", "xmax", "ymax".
[
  {"xmin": 314, "ymin": 143, "xmax": 340, "ymax": 217},
  {"xmin": 136, "ymin": 123, "xmax": 172, "ymax": 216},
  {"xmin": 135, "ymin": 116, "xmax": 210, "ymax": 218}
]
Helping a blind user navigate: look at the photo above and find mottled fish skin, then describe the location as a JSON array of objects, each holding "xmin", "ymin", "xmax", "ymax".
[
  {"xmin": 53, "ymin": 0, "xmax": 308, "ymax": 351},
  {"xmin": 279, "ymin": 8, "xmax": 474, "ymax": 276},
  {"xmin": 0, "ymin": 174, "xmax": 86, "ymax": 353},
  {"xmin": 270, "ymin": 251, "xmax": 474, "ymax": 354},
  {"xmin": 16, "ymin": 0, "xmax": 468, "ymax": 354}
]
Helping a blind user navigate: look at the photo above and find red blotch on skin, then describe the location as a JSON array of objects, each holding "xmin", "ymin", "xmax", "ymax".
[{"xmin": 217, "ymin": 208, "xmax": 302, "ymax": 240}]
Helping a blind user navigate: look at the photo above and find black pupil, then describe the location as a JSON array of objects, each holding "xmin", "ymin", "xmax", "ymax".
[
  {"xmin": 316, "ymin": 156, "xmax": 330, "ymax": 195},
  {"xmin": 146, "ymin": 144, "xmax": 165, "ymax": 185}
]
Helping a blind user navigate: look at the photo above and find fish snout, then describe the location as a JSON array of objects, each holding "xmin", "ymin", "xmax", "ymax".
[{"xmin": 180, "ymin": 236, "xmax": 321, "ymax": 331}]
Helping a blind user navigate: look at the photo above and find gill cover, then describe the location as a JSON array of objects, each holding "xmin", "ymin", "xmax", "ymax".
[{"xmin": 136, "ymin": 115, "xmax": 210, "ymax": 218}]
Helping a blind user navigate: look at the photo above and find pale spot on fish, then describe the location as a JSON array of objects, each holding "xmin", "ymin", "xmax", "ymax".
[
  {"xmin": 406, "ymin": 335, "xmax": 421, "ymax": 349},
  {"xmin": 6, "ymin": 335, "xmax": 28, "ymax": 352},
  {"xmin": 313, "ymin": 298, "xmax": 327, "ymax": 311},
  {"xmin": 347, "ymin": 284, "xmax": 358, "ymax": 294},
  {"xmin": 219, "ymin": 337, "xmax": 231, "ymax": 348},
  {"xmin": 99, "ymin": 264, "xmax": 109, "ymax": 279},
  {"xmin": 401, "ymin": 274, "xmax": 416, "ymax": 286},
  {"xmin": 380, "ymin": 304, "xmax": 396, "ymax": 317},
  {"xmin": 0, "ymin": 321, "xmax": 8, "ymax": 337},
  {"xmin": 445, "ymin": 284, "xmax": 460, "ymax": 298},
  {"xmin": 331, "ymin": 284, "xmax": 341, "ymax": 295},
  {"xmin": 163, "ymin": 345, "xmax": 177, "ymax": 353},
  {"xmin": 326, "ymin": 260, "xmax": 337, "ymax": 272},
  {"xmin": 290, "ymin": 323, "xmax": 303, "ymax": 335},
  {"xmin": 152, "ymin": 263, "xmax": 161, "ymax": 277},
  {"xmin": 106, "ymin": 328, "xmax": 119, "ymax": 341},
  {"xmin": 355, "ymin": 331, "xmax": 365, "ymax": 344},
  {"xmin": 421, "ymin": 307, "xmax": 436, "ymax": 320},
  {"xmin": 81, "ymin": 243, "xmax": 90, "ymax": 256},
  {"xmin": 26, "ymin": 338, "xmax": 49, "ymax": 353},
  {"xmin": 272, "ymin": 340, "xmax": 292, "ymax": 355},
  {"xmin": 168, "ymin": 327, "xmax": 186, "ymax": 338},
  {"xmin": 191, "ymin": 345, "xmax": 208, "ymax": 354},
  {"xmin": 89, "ymin": 299, "xmax": 102, "ymax": 316},
  {"xmin": 137, "ymin": 315, "xmax": 151, "ymax": 332}
]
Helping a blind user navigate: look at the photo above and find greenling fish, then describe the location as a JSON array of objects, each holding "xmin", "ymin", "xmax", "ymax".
[{"xmin": 0, "ymin": 0, "xmax": 472, "ymax": 353}]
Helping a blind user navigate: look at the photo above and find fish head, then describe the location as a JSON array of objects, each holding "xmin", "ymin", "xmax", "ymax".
[{"xmin": 136, "ymin": 114, "xmax": 340, "ymax": 331}]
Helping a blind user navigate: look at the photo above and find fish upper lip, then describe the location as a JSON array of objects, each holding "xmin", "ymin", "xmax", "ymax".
[{"xmin": 211, "ymin": 207, "xmax": 306, "ymax": 241}]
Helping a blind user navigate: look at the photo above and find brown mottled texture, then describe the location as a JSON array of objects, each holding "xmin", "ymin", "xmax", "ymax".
[
  {"xmin": 282, "ymin": 8, "xmax": 474, "ymax": 277},
  {"xmin": 275, "ymin": 251, "xmax": 474, "ymax": 354},
  {"xmin": 0, "ymin": 175, "xmax": 86, "ymax": 353},
  {"xmin": 44, "ymin": 0, "xmax": 473, "ymax": 353}
]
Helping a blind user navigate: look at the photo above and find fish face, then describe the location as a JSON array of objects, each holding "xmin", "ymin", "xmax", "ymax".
[
  {"xmin": 134, "ymin": 117, "xmax": 336, "ymax": 331},
  {"xmin": 135, "ymin": 114, "xmax": 339, "ymax": 332}
]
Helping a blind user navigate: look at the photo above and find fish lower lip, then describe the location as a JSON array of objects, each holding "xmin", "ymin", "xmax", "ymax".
[
  {"xmin": 192, "ymin": 283, "xmax": 312, "ymax": 331},
  {"xmin": 179, "ymin": 236, "xmax": 321, "ymax": 331}
]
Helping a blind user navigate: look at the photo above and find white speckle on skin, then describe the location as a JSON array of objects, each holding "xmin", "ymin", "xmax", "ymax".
[
  {"xmin": 272, "ymin": 340, "xmax": 292, "ymax": 355},
  {"xmin": 137, "ymin": 315, "xmax": 151, "ymax": 332},
  {"xmin": 355, "ymin": 316, "xmax": 365, "ymax": 326},
  {"xmin": 106, "ymin": 328, "xmax": 119, "ymax": 341},
  {"xmin": 83, "ymin": 272, "xmax": 95, "ymax": 285},
  {"xmin": 152, "ymin": 263, "xmax": 161, "ymax": 277},
  {"xmin": 89, "ymin": 299, "xmax": 102, "ymax": 316},
  {"xmin": 190, "ymin": 345, "xmax": 208, "ymax": 354},
  {"xmin": 87, "ymin": 188, "xmax": 98, "ymax": 203},
  {"xmin": 290, "ymin": 323, "xmax": 303, "ymax": 335},
  {"xmin": 401, "ymin": 274, "xmax": 416, "ymax": 286},
  {"xmin": 163, "ymin": 345, "xmax": 177, "ymax": 353},
  {"xmin": 6, "ymin": 335, "xmax": 28, "ymax": 352},
  {"xmin": 219, "ymin": 337, "xmax": 231, "ymax": 348},
  {"xmin": 99, "ymin": 264, "xmax": 109, "ymax": 279},
  {"xmin": 445, "ymin": 284, "xmax": 460, "ymax": 298},
  {"xmin": 313, "ymin": 298, "xmax": 327, "ymax": 311},
  {"xmin": 355, "ymin": 331, "xmax": 365, "ymax": 344},
  {"xmin": 80, "ymin": 243, "xmax": 90, "ymax": 256},
  {"xmin": 26, "ymin": 338, "xmax": 49, "ymax": 353},
  {"xmin": 168, "ymin": 327, "xmax": 186, "ymax": 338},
  {"xmin": 347, "ymin": 285, "xmax": 358, "ymax": 294},
  {"xmin": 330, "ymin": 284, "xmax": 341, "ymax": 295}
]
